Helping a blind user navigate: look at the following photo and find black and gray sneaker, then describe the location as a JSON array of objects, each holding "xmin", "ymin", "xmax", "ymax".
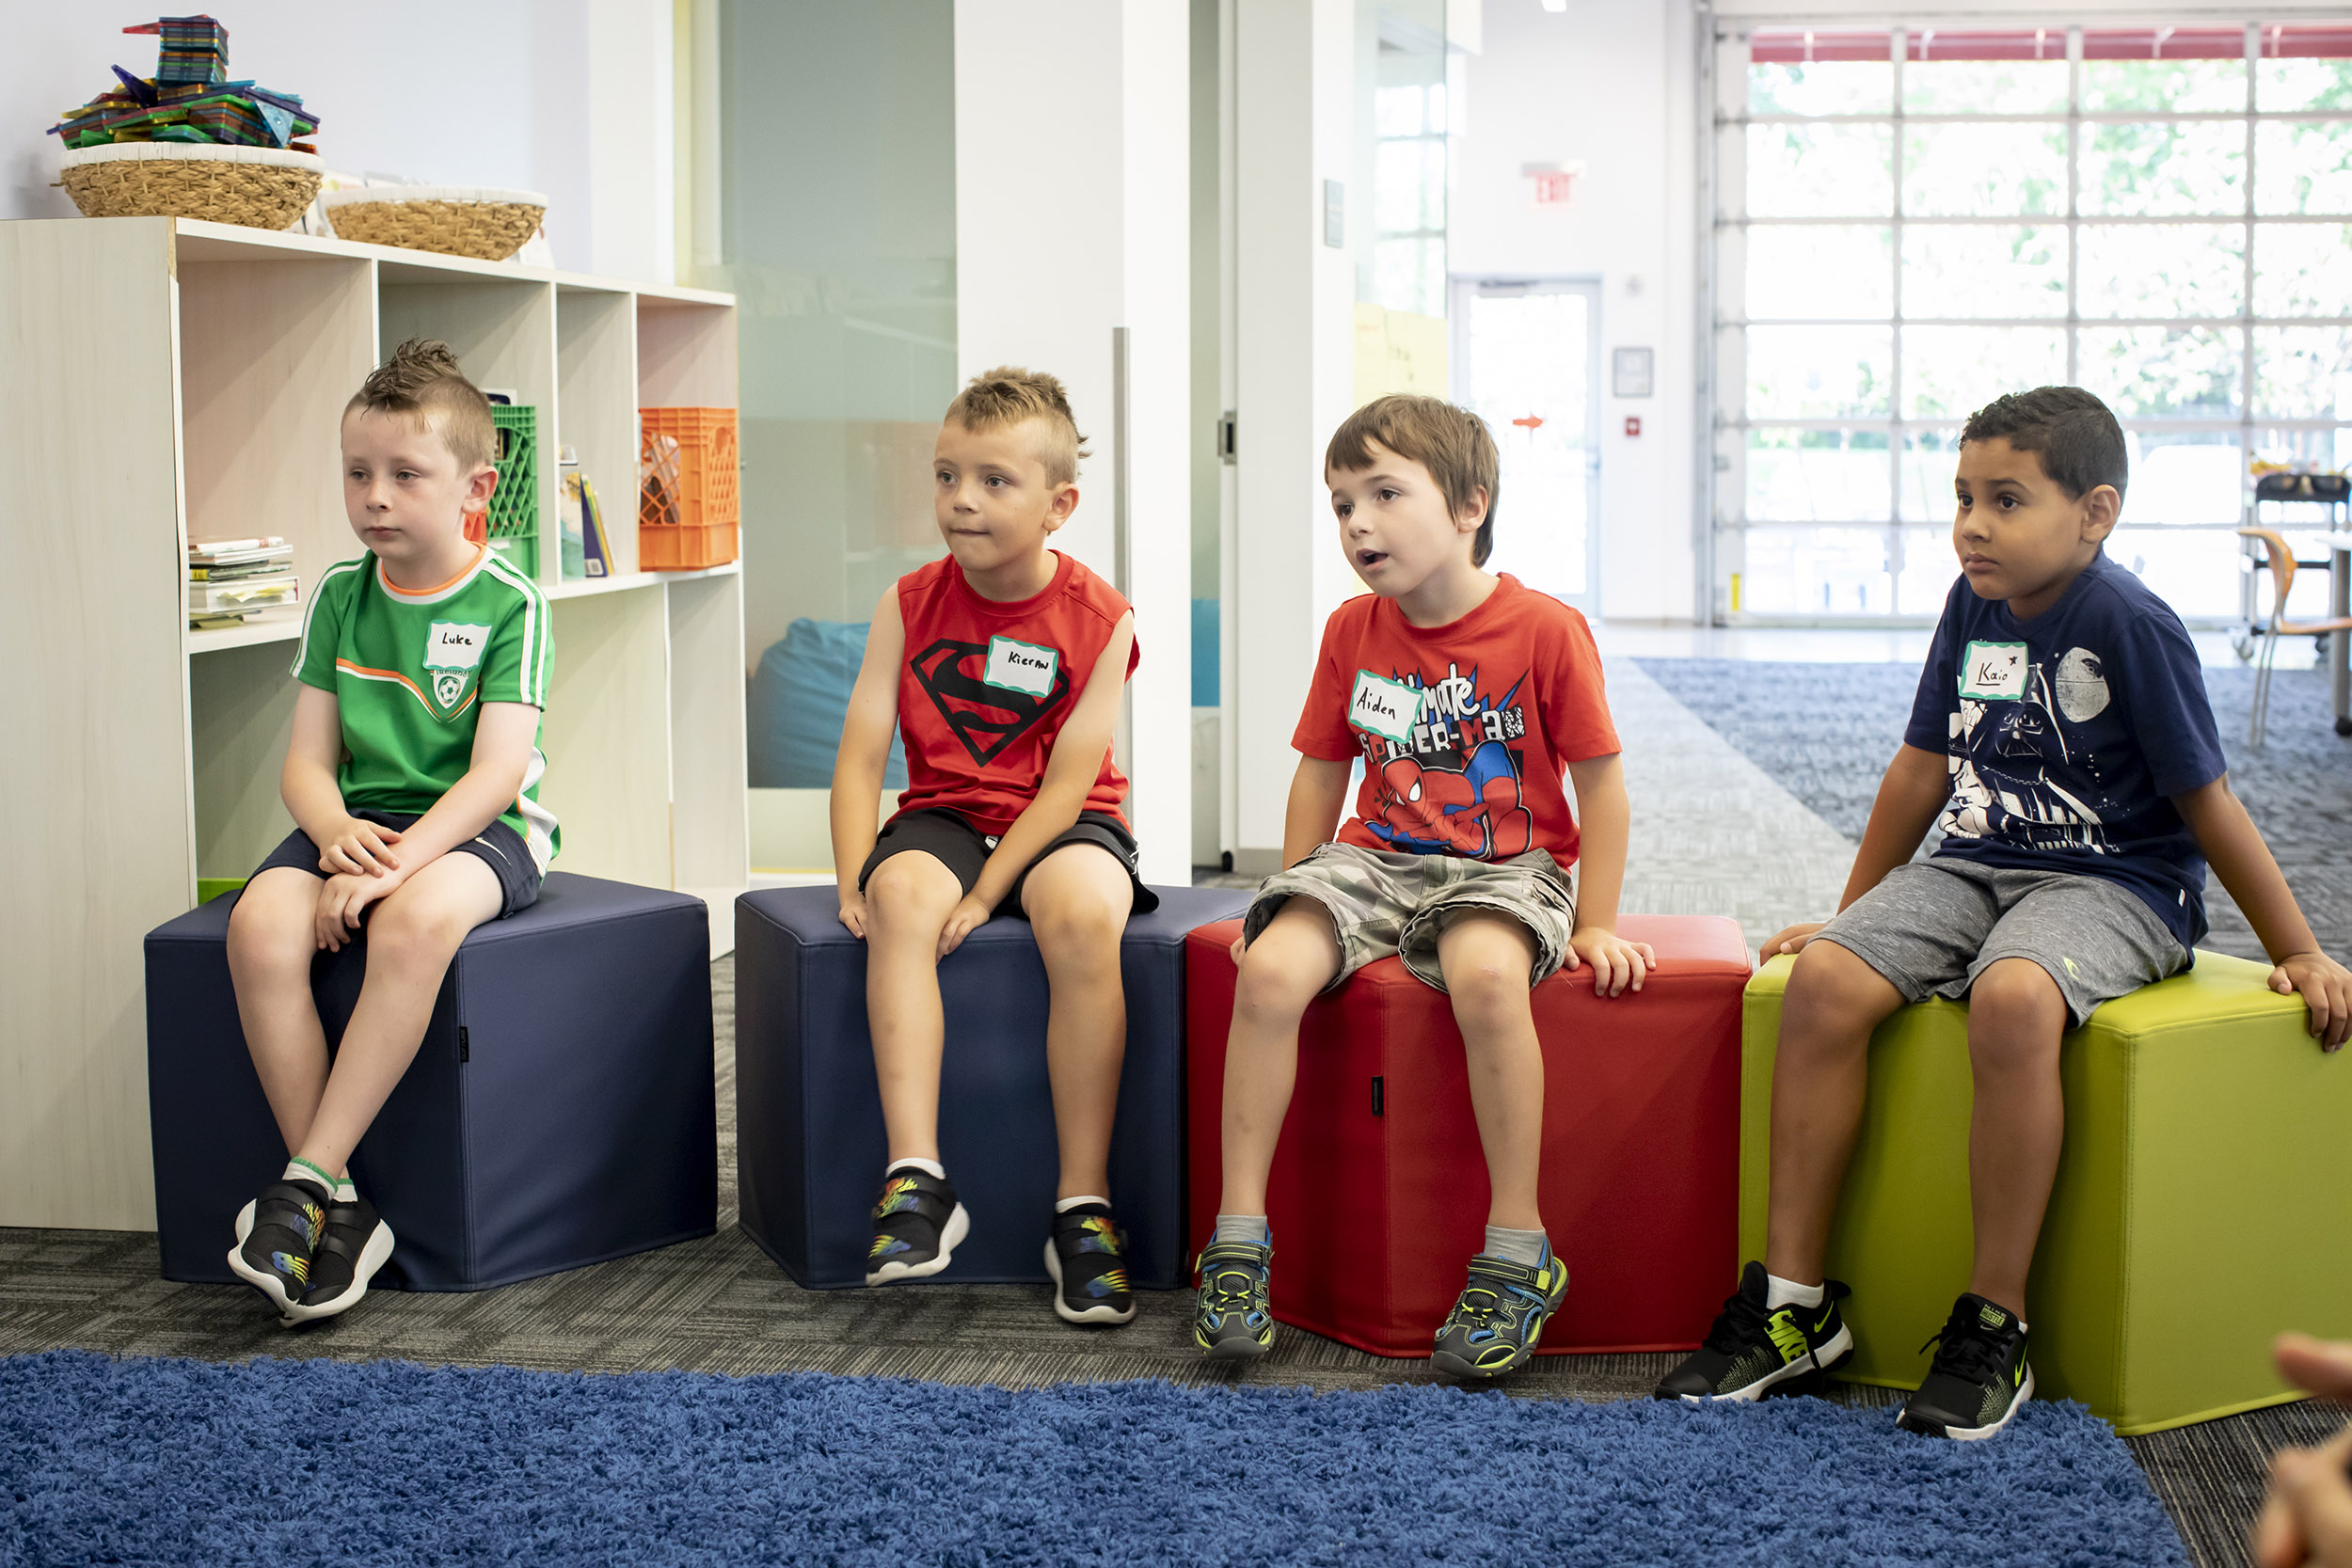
[
  {"xmin": 1042, "ymin": 1204, "xmax": 1136, "ymax": 1325},
  {"xmin": 1430, "ymin": 1246, "xmax": 1570, "ymax": 1379},
  {"xmin": 1653, "ymin": 1259, "xmax": 1853, "ymax": 1402},
  {"xmin": 1193, "ymin": 1238, "xmax": 1274, "ymax": 1360},
  {"xmin": 1897, "ymin": 1293, "xmax": 2034, "ymax": 1440},
  {"xmin": 865, "ymin": 1164, "xmax": 969, "ymax": 1285},
  {"xmin": 284, "ymin": 1191, "xmax": 395, "ymax": 1326},
  {"xmin": 227, "ymin": 1176, "xmax": 329, "ymax": 1321}
]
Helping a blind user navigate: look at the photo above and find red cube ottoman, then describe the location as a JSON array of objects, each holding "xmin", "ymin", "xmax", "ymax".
[{"xmin": 1184, "ymin": 912, "xmax": 1752, "ymax": 1358}]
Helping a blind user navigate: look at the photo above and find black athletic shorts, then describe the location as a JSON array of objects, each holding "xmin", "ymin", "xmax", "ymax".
[
  {"xmin": 250, "ymin": 807, "xmax": 543, "ymax": 919},
  {"xmin": 857, "ymin": 807, "xmax": 1160, "ymax": 916}
]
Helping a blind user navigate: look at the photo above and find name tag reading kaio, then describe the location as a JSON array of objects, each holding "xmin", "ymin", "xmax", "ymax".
[
  {"xmin": 1349, "ymin": 669, "xmax": 1422, "ymax": 744},
  {"xmin": 1959, "ymin": 641, "xmax": 2029, "ymax": 702},
  {"xmin": 984, "ymin": 635, "xmax": 1059, "ymax": 697}
]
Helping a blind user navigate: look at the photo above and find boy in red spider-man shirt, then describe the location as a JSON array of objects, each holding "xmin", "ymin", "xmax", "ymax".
[{"xmin": 1193, "ymin": 394, "xmax": 1651, "ymax": 1378}]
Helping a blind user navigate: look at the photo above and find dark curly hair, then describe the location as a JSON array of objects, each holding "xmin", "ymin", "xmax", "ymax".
[{"xmin": 1959, "ymin": 386, "xmax": 2127, "ymax": 501}]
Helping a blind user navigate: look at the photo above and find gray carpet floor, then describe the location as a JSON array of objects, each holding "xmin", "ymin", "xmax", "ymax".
[{"xmin": 3, "ymin": 657, "xmax": 2342, "ymax": 1567}]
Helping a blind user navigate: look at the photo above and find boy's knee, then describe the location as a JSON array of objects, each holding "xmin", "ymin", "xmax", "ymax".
[
  {"xmin": 1968, "ymin": 958, "xmax": 2067, "ymax": 1062},
  {"xmin": 1785, "ymin": 939, "xmax": 1896, "ymax": 1029},
  {"xmin": 366, "ymin": 898, "xmax": 470, "ymax": 964},
  {"xmin": 1233, "ymin": 945, "xmax": 1319, "ymax": 1022},
  {"xmin": 1029, "ymin": 893, "xmax": 1122, "ymax": 958},
  {"xmin": 1446, "ymin": 960, "xmax": 1532, "ymax": 1032},
  {"xmin": 864, "ymin": 858, "xmax": 957, "ymax": 928},
  {"xmin": 226, "ymin": 885, "xmax": 311, "ymax": 971}
]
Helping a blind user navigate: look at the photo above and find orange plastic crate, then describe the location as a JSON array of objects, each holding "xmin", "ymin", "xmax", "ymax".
[{"xmin": 638, "ymin": 406, "xmax": 739, "ymax": 569}]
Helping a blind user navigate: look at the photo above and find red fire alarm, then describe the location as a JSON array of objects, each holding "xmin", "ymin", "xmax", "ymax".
[{"xmin": 1624, "ymin": 416, "xmax": 1642, "ymax": 437}]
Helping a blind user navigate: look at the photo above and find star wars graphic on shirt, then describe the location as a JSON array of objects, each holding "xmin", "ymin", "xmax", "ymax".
[
  {"xmin": 1345, "ymin": 660, "xmax": 1534, "ymax": 861},
  {"xmin": 1938, "ymin": 644, "xmax": 2123, "ymax": 854}
]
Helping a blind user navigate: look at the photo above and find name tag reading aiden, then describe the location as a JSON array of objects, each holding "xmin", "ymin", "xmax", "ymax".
[
  {"xmin": 1959, "ymin": 641, "xmax": 2030, "ymax": 701},
  {"xmin": 424, "ymin": 622, "xmax": 492, "ymax": 672},
  {"xmin": 983, "ymin": 635, "xmax": 1059, "ymax": 697},
  {"xmin": 1349, "ymin": 669, "xmax": 1422, "ymax": 744}
]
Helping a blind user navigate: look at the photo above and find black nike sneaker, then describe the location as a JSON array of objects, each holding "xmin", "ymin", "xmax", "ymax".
[
  {"xmin": 1043, "ymin": 1204, "xmax": 1136, "ymax": 1325},
  {"xmin": 1653, "ymin": 1259, "xmax": 1853, "ymax": 1402},
  {"xmin": 285, "ymin": 1190, "xmax": 395, "ymax": 1326},
  {"xmin": 865, "ymin": 1164, "xmax": 970, "ymax": 1285},
  {"xmin": 1897, "ymin": 1293, "xmax": 2034, "ymax": 1440},
  {"xmin": 227, "ymin": 1176, "xmax": 329, "ymax": 1322},
  {"xmin": 1430, "ymin": 1246, "xmax": 1571, "ymax": 1379},
  {"xmin": 1193, "ymin": 1238, "xmax": 1274, "ymax": 1360}
]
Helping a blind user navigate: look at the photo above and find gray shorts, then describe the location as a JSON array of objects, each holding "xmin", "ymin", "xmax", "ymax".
[
  {"xmin": 1241, "ymin": 841, "xmax": 1577, "ymax": 993},
  {"xmin": 1816, "ymin": 858, "xmax": 2189, "ymax": 1026}
]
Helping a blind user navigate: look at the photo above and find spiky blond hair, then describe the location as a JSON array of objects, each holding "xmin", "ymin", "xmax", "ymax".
[
  {"xmin": 945, "ymin": 365, "xmax": 1089, "ymax": 486},
  {"xmin": 344, "ymin": 338, "xmax": 496, "ymax": 473}
]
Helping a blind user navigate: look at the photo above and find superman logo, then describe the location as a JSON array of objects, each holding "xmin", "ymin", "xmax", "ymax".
[{"xmin": 914, "ymin": 638, "xmax": 1070, "ymax": 765}]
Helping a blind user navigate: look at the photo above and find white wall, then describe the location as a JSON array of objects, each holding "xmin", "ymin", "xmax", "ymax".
[
  {"xmin": 954, "ymin": 0, "xmax": 1194, "ymax": 885},
  {"xmin": 1451, "ymin": 0, "xmax": 1698, "ymax": 623},
  {"xmin": 4, "ymin": 1, "xmax": 673, "ymax": 282}
]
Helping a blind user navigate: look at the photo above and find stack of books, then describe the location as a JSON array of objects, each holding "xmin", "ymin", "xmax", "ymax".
[{"xmin": 189, "ymin": 536, "xmax": 297, "ymax": 628}]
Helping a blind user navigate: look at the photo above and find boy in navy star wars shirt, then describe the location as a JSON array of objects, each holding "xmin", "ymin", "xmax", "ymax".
[{"xmin": 1657, "ymin": 386, "xmax": 2352, "ymax": 1441}]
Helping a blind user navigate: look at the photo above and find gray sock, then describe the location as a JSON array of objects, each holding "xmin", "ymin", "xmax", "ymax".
[
  {"xmin": 1213, "ymin": 1213, "xmax": 1269, "ymax": 1246},
  {"xmin": 1485, "ymin": 1225, "xmax": 1549, "ymax": 1268}
]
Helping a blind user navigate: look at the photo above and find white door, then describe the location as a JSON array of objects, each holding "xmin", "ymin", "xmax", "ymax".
[{"xmin": 1453, "ymin": 279, "xmax": 1602, "ymax": 611}]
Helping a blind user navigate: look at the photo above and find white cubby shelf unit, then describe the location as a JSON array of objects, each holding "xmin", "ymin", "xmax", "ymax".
[{"xmin": 2, "ymin": 216, "xmax": 748, "ymax": 1230}]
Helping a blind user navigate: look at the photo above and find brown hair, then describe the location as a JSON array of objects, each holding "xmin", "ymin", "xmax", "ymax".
[
  {"xmin": 344, "ymin": 338, "xmax": 496, "ymax": 474},
  {"xmin": 1325, "ymin": 395, "xmax": 1501, "ymax": 566},
  {"xmin": 946, "ymin": 365, "xmax": 1089, "ymax": 486}
]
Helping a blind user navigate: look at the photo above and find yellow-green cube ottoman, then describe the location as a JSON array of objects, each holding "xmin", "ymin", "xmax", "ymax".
[{"xmin": 1740, "ymin": 949, "xmax": 2352, "ymax": 1434}]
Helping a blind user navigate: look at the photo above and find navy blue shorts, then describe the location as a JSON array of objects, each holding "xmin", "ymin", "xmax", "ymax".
[
  {"xmin": 857, "ymin": 807, "xmax": 1159, "ymax": 916},
  {"xmin": 250, "ymin": 807, "xmax": 542, "ymax": 919}
]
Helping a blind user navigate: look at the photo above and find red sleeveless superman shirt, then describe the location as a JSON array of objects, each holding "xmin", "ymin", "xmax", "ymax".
[{"xmin": 891, "ymin": 549, "xmax": 1137, "ymax": 833}]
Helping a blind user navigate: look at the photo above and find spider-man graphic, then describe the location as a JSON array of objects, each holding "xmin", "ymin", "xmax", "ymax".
[{"xmin": 1365, "ymin": 739, "xmax": 1534, "ymax": 860}]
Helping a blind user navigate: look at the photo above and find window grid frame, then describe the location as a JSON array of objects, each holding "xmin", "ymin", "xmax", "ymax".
[{"xmin": 1713, "ymin": 20, "xmax": 2352, "ymax": 624}]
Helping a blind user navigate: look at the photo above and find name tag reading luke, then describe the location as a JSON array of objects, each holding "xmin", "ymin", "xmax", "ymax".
[
  {"xmin": 984, "ymin": 635, "xmax": 1059, "ymax": 697},
  {"xmin": 1959, "ymin": 641, "xmax": 2030, "ymax": 701},
  {"xmin": 424, "ymin": 622, "xmax": 492, "ymax": 672},
  {"xmin": 1349, "ymin": 669, "xmax": 1422, "ymax": 745}
]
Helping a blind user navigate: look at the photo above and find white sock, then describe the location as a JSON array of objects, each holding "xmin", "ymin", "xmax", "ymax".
[
  {"xmin": 886, "ymin": 1156, "xmax": 946, "ymax": 1181},
  {"xmin": 1055, "ymin": 1194, "xmax": 1110, "ymax": 1213},
  {"xmin": 1213, "ymin": 1213, "xmax": 1269, "ymax": 1245},
  {"xmin": 332, "ymin": 1176, "xmax": 358, "ymax": 1204},
  {"xmin": 283, "ymin": 1157, "xmax": 335, "ymax": 1195},
  {"xmin": 1766, "ymin": 1274, "xmax": 1825, "ymax": 1309},
  {"xmin": 1484, "ymin": 1225, "xmax": 1549, "ymax": 1268}
]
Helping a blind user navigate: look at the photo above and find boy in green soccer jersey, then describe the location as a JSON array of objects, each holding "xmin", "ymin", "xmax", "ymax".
[{"xmin": 222, "ymin": 340, "xmax": 558, "ymax": 1325}]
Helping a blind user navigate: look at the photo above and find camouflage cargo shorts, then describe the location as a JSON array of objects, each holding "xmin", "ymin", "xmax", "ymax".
[{"xmin": 1239, "ymin": 841, "xmax": 1578, "ymax": 993}]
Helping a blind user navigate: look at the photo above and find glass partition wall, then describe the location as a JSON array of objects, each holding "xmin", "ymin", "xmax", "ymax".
[
  {"xmin": 692, "ymin": 1, "xmax": 956, "ymax": 870},
  {"xmin": 1709, "ymin": 22, "xmax": 2352, "ymax": 624}
]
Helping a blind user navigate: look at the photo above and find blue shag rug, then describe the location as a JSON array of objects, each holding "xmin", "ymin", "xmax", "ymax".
[{"xmin": 1, "ymin": 1351, "xmax": 2184, "ymax": 1566}]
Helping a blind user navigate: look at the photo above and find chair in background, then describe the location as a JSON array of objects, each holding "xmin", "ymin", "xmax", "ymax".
[{"xmin": 2238, "ymin": 526, "xmax": 2352, "ymax": 749}]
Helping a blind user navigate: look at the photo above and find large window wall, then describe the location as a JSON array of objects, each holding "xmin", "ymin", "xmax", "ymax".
[{"xmin": 1710, "ymin": 22, "xmax": 2352, "ymax": 623}]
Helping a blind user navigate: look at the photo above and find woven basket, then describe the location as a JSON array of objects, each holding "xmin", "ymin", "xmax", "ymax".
[
  {"xmin": 322, "ymin": 186, "xmax": 548, "ymax": 261},
  {"xmin": 58, "ymin": 144, "xmax": 322, "ymax": 230}
]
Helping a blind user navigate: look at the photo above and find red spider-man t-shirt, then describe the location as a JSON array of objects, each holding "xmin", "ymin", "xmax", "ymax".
[
  {"xmin": 1293, "ymin": 575, "xmax": 1618, "ymax": 865},
  {"xmin": 892, "ymin": 549, "xmax": 1136, "ymax": 834}
]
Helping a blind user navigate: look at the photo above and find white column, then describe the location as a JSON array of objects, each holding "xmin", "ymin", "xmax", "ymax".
[
  {"xmin": 954, "ymin": 0, "xmax": 1193, "ymax": 885},
  {"xmin": 1229, "ymin": 0, "xmax": 1357, "ymax": 870}
]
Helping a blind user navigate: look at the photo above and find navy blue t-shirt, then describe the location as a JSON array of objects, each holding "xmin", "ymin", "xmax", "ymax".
[{"xmin": 1902, "ymin": 552, "xmax": 2228, "ymax": 947}]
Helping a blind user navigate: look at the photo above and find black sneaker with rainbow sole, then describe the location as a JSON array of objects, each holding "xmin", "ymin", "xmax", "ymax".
[
  {"xmin": 1043, "ymin": 1204, "xmax": 1136, "ymax": 1325},
  {"xmin": 285, "ymin": 1191, "xmax": 395, "ymax": 1326},
  {"xmin": 1653, "ymin": 1260, "xmax": 1853, "ymax": 1402},
  {"xmin": 227, "ymin": 1178, "xmax": 329, "ymax": 1322},
  {"xmin": 1897, "ymin": 1293, "xmax": 2034, "ymax": 1440}
]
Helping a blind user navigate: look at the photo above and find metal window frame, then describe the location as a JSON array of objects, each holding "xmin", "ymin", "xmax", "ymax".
[{"xmin": 1708, "ymin": 19, "xmax": 2352, "ymax": 626}]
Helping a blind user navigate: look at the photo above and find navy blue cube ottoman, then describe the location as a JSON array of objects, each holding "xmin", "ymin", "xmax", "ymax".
[
  {"xmin": 145, "ymin": 871, "xmax": 717, "ymax": 1291},
  {"xmin": 734, "ymin": 884, "xmax": 1248, "ymax": 1290}
]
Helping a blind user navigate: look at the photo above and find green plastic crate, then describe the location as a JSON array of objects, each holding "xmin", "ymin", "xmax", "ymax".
[{"xmin": 488, "ymin": 404, "xmax": 539, "ymax": 578}]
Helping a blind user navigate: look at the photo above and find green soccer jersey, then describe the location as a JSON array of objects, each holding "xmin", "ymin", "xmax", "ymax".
[{"xmin": 291, "ymin": 547, "xmax": 560, "ymax": 872}]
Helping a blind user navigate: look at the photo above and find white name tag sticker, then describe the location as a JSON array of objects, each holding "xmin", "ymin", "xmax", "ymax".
[
  {"xmin": 424, "ymin": 622, "xmax": 492, "ymax": 672},
  {"xmin": 1349, "ymin": 669, "xmax": 1422, "ymax": 744},
  {"xmin": 1959, "ymin": 641, "xmax": 2029, "ymax": 701},
  {"xmin": 983, "ymin": 635, "xmax": 1059, "ymax": 697}
]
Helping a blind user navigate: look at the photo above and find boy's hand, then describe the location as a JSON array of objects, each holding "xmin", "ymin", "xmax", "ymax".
[
  {"xmin": 318, "ymin": 816, "xmax": 403, "ymax": 878},
  {"xmin": 1565, "ymin": 927, "xmax": 1657, "ymax": 998},
  {"xmin": 1762, "ymin": 921, "xmax": 1829, "ymax": 958},
  {"xmin": 2270, "ymin": 952, "xmax": 2352, "ymax": 1052},
  {"xmin": 313, "ymin": 870, "xmax": 400, "ymax": 952},
  {"xmin": 2254, "ymin": 1335, "xmax": 2352, "ymax": 1567},
  {"xmin": 837, "ymin": 890, "xmax": 868, "ymax": 941},
  {"xmin": 937, "ymin": 894, "xmax": 993, "ymax": 958}
]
